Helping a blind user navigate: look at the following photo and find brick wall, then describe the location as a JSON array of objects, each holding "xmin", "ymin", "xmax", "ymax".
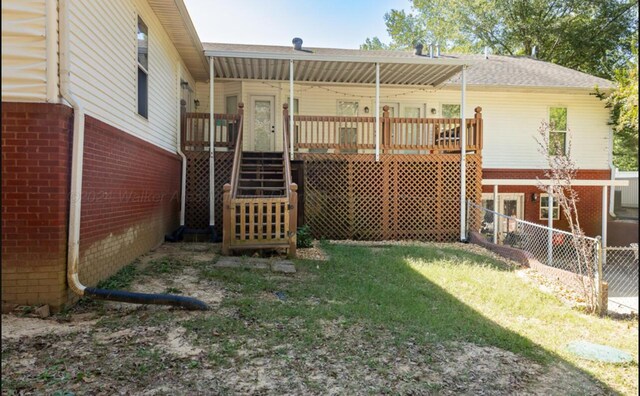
[
  {"xmin": 2, "ymin": 103, "xmax": 73, "ymax": 309},
  {"xmin": 483, "ymin": 168, "xmax": 611, "ymax": 237},
  {"xmin": 2, "ymin": 102, "xmax": 181, "ymax": 310}
]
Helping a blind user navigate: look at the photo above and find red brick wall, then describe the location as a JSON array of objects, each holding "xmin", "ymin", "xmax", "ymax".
[
  {"xmin": 482, "ymin": 168, "xmax": 611, "ymax": 237},
  {"xmin": 2, "ymin": 102, "xmax": 181, "ymax": 310},
  {"xmin": 2, "ymin": 103, "xmax": 73, "ymax": 308}
]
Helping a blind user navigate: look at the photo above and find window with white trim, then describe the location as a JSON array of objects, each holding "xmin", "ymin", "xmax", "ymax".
[
  {"xmin": 137, "ymin": 17, "xmax": 149, "ymax": 118},
  {"xmin": 549, "ymin": 107, "xmax": 567, "ymax": 155},
  {"xmin": 337, "ymin": 101, "xmax": 358, "ymax": 153},
  {"xmin": 539, "ymin": 194, "xmax": 560, "ymax": 220},
  {"xmin": 442, "ymin": 104, "xmax": 460, "ymax": 118}
]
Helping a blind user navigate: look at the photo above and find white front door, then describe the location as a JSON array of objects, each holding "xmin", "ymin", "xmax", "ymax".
[{"xmin": 251, "ymin": 96, "xmax": 276, "ymax": 151}]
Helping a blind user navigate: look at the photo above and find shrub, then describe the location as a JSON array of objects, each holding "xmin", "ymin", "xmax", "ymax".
[{"xmin": 297, "ymin": 224, "xmax": 313, "ymax": 248}]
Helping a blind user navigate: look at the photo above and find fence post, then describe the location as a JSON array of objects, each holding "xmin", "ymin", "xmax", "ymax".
[
  {"xmin": 595, "ymin": 236, "xmax": 606, "ymax": 315},
  {"xmin": 288, "ymin": 183, "xmax": 298, "ymax": 259},
  {"xmin": 222, "ymin": 183, "xmax": 231, "ymax": 256}
]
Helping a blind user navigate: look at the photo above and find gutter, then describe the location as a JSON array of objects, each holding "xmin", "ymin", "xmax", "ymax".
[{"xmin": 176, "ymin": 63, "xmax": 187, "ymax": 227}]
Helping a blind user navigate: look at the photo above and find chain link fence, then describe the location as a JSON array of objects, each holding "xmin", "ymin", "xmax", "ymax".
[
  {"xmin": 603, "ymin": 245, "xmax": 639, "ymax": 313},
  {"xmin": 467, "ymin": 201, "xmax": 603, "ymax": 311}
]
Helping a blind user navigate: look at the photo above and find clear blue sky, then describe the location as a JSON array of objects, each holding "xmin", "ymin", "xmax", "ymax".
[{"xmin": 183, "ymin": 0, "xmax": 410, "ymax": 49}]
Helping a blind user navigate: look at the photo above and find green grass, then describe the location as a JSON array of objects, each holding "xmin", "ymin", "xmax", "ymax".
[{"xmin": 192, "ymin": 242, "xmax": 637, "ymax": 393}]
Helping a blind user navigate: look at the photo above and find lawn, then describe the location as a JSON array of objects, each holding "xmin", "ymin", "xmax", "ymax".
[{"xmin": 1, "ymin": 242, "xmax": 638, "ymax": 395}]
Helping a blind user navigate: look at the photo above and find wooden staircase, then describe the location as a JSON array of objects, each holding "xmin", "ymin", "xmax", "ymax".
[
  {"xmin": 222, "ymin": 104, "xmax": 298, "ymax": 257},
  {"xmin": 237, "ymin": 152, "xmax": 287, "ymax": 197}
]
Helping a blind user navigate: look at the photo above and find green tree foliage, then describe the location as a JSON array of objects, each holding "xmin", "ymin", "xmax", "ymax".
[
  {"xmin": 597, "ymin": 42, "xmax": 639, "ymax": 170},
  {"xmin": 364, "ymin": 0, "xmax": 638, "ymax": 79}
]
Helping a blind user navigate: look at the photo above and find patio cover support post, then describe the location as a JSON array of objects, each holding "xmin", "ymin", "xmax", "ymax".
[
  {"xmin": 547, "ymin": 187, "xmax": 553, "ymax": 266},
  {"xmin": 209, "ymin": 56, "xmax": 215, "ymax": 228},
  {"xmin": 289, "ymin": 60, "xmax": 294, "ymax": 160},
  {"xmin": 375, "ymin": 62, "xmax": 380, "ymax": 161},
  {"xmin": 459, "ymin": 65, "xmax": 467, "ymax": 241},
  {"xmin": 601, "ymin": 185, "xmax": 608, "ymax": 265},
  {"xmin": 493, "ymin": 185, "xmax": 498, "ymax": 244}
]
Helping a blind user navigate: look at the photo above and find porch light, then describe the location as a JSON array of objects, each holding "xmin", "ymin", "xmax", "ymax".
[
  {"xmin": 430, "ymin": 108, "xmax": 437, "ymax": 115},
  {"xmin": 364, "ymin": 106, "xmax": 370, "ymax": 113},
  {"xmin": 194, "ymin": 99, "xmax": 200, "ymax": 109},
  {"xmin": 531, "ymin": 192, "xmax": 538, "ymax": 202}
]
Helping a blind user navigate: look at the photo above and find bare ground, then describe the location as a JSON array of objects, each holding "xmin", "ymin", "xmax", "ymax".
[{"xmin": 0, "ymin": 242, "xmax": 615, "ymax": 395}]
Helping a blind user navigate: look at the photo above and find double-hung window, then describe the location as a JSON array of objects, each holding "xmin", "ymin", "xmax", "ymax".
[
  {"xmin": 540, "ymin": 193, "xmax": 560, "ymax": 220},
  {"xmin": 137, "ymin": 17, "xmax": 149, "ymax": 118},
  {"xmin": 548, "ymin": 107, "xmax": 567, "ymax": 155},
  {"xmin": 337, "ymin": 100, "xmax": 358, "ymax": 152}
]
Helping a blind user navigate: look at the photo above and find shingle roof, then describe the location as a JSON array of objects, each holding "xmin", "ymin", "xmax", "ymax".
[{"xmin": 203, "ymin": 42, "xmax": 614, "ymax": 90}]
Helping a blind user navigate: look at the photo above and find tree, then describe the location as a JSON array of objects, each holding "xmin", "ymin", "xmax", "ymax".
[
  {"xmin": 536, "ymin": 123, "xmax": 601, "ymax": 314},
  {"xmin": 597, "ymin": 40, "xmax": 639, "ymax": 170},
  {"xmin": 364, "ymin": 0, "xmax": 638, "ymax": 79}
]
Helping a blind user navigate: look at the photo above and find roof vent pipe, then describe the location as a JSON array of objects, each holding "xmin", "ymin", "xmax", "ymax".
[
  {"xmin": 292, "ymin": 37, "xmax": 303, "ymax": 51},
  {"xmin": 531, "ymin": 46, "xmax": 537, "ymax": 58},
  {"xmin": 414, "ymin": 43, "xmax": 423, "ymax": 56},
  {"xmin": 435, "ymin": 43, "xmax": 440, "ymax": 57},
  {"xmin": 429, "ymin": 43, "xmax": 433, "ymax": 58},
  {"xmin": 484, "ymin": 46, "xmax": 489, "ymax": 59}
]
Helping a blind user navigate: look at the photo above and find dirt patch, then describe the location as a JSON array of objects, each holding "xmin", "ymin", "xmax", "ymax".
[
  {"xmin": 297, "ymin": 241, "xmax": 329, "ymax": 261},
  {"xmin": 1, "ymin": 315, "xmax": 98, "ymax": 339}
]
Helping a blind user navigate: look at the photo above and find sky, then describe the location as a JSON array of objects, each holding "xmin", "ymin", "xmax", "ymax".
[{"xmin": 183, "ymin": 0, "xmax": 410, "ymax": 49}]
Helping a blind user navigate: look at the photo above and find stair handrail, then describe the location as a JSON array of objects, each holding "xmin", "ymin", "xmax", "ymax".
[
  {"xmin": 229, "ymin": 102, "xmax": 245, "ymax": 199},
  {"xmin": 282, "ymin": 104, "xmax": 293, "ymax": 199}
]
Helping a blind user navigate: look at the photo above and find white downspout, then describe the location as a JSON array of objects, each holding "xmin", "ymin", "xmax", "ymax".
[
  {"xmin": 176, "ymin": 63, "xmax": 187, "ymax": 226},
  {"xmin": 459, "ymin": 65, "xmax": 467, "ymax": 241},
  {"xmin": 45, "ymin": 0, "xmax": 59, "ymax": 103},
  {"xmin": 289, "ymin": 60, "xmax": 294, "ymax": 160},
  {"xmin": 60, "ymin": 0, "xmax": 86, "ymax": 295},
  {"xmin": 209, "ymin": 57, "xmax": 215, "ymax": 229},
  {"xmin": 608, "ymin": 128, "xmax": 617, "ymax": 217}
]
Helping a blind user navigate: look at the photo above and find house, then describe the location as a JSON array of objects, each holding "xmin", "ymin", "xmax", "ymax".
[{"xmin": 1, "ymin": 0, "xmax": 619, "ymax": 311}]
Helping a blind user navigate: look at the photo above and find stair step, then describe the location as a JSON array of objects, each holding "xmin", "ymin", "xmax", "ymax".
[
  {"xmin": 239, "ymin": 178, "xmax": 285, "ymax": 182},
  {"xmin": 238, "ymin": 186, "xmax": 286, "ymax": 191},
  {"xmin": 241, "ymin": 164, "xmax": 283, "ymax": 169},
  {"xmin": 243, "ymin": 151, "xmax": 284, "ymax": 157}
]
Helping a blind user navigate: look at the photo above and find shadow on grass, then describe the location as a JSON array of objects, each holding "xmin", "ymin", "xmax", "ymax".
[{"xmin": 283, "ymin": 243, "xmax": 622, "ymax": 393}]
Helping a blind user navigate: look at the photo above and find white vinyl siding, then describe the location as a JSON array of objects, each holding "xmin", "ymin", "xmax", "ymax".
[
  {"xmin": 66, "ymin": 0, "xmax": 194, "ymax": 152},
  {"xmin": 1, "ymin": 0, "xmax": 47, "ymax": 102},
  {"xmin": 199, "ymin": 82, "xmax": 610, "ymax": 169}
]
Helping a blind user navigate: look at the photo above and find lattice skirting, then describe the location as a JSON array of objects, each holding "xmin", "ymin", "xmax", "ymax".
[
  {"xmin": 299, "ymin": 153, "xmax": 482, "ymax": 242},
  {"xmin": 184, "ymin": 151, "xmax": 233, "ymax": 234}
]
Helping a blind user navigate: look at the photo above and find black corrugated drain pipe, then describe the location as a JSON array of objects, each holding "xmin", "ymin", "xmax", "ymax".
[{"xmin": 84, "ymin": 288, "xmax": 209, "ymax": 310}]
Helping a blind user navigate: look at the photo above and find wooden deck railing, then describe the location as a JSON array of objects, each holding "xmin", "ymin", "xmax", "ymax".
[
  {"xmin": 180, "ymin": 109, "xmax": 241, "ymax": 151},
  {"xmin": 294, "ymin": 106, "xmax": 483, "ymax": 154}
]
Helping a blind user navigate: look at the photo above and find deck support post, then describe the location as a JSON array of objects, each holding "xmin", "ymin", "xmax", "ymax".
[
  {"xmin": 459, "ymin": 65, "xmax": 467, "ymax": 241},
  {"xmin": 289, "ymin": 60, "xmax": 294, "ymax": 161},
  {"xmin": 547, "ymin": 187, "xmax": 554, "ymax": 266},
  {"xmin": 493, "ymin": 184, "xmax": 498, "ymax": 244},
  {"xmin": 375, "ymin": 62, "xmax": 380, "ymax": 161},
  {"xmin": 601, "ymin": 185, "xmax": 608, "ymax": 265},
  {"xmin": 209, "ymin": 56, "xmax": 215, "ymax": 230}
]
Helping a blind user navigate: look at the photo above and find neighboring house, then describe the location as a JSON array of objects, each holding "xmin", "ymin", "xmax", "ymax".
[{"xmin": 1, "ymin": 0, "xmax": 617, "ymax": 310}]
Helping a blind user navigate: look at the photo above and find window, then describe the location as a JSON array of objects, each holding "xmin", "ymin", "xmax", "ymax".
[
  {"xmin": 549, "ymin": 107, "xmax": 567, "ymax": 155},
  {"xmin": 540, "ymin": 194, "xmax": 560, "ymax": 220},
  {"xmin": 442, "ymin": 104, "xmax": 460, "ymax": 118},
  {"xmin": 337, "ymin": 100, "xmax": 359, "ymax": 116},
  {"xmin": 337, "ymin": 101, "xmax": 358, "ymax": 153},
  {"xmin": 137, "ymin": 17, "xmax": 149, "ymax": 118},
  {"xmin": 226, "ymin": 95, "xmax": 238, "ymax": 114},
  {"xmin": 286, "ymin": 97, "xmax": 299, "ymax": 115}
]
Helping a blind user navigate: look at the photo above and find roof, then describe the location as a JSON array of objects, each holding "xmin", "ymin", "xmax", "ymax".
[
  {"xmin": 203, "ymin": 43, "xmax": 471, "ymax": 86},
  {"xmin": 203, "ymin": 42, "xmax": 614, "ymax": 90},
  {"xmin": 148, "ymin": 0, "xmax": 209, "ymax": 80}
]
